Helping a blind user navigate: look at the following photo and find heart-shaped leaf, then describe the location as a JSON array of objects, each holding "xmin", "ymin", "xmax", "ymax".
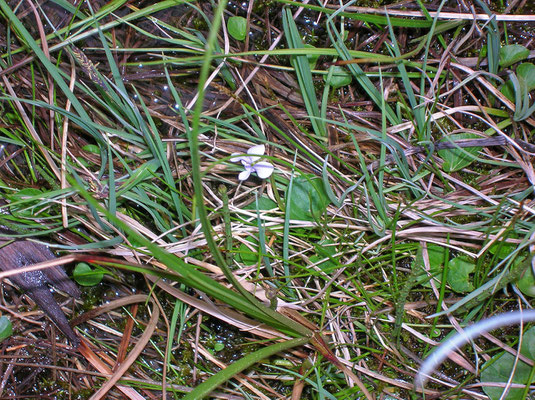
[
  {"xmin": 447, "ymin": 256, "xmax": 475, "ymax": 293},
  {"xmin": 438, "ymin": 133, "xmax": 481, "ymax": 172},
  {"xmin": 324, "ymin": 66, "xmax": 352, "ymax": 89},
  {"xmin": 288, "ymin": 175, "xmax": 330, "ymax": 221},
  {"xmin": 499, "ymin": 44, "xmax": 530, "ymax": 68},
  {"xmin": 516, "ymin": 63, "xmax": 535, "ymax": 91},
  {"xmin": 414, "ymin": 244, "xmax": 446, "ymax": 287},
  {"xmin": 517, "ymin": 266, "xmax": 535, "ymax": 297},
  {"xmin": 235, "ymin": 237, "xmax": 258, "ymax": 265},
  {"xmin": 0, "ymin": 316, "xmax": 12, "ymax": 342},
  {"xmin": 73, "ymin": 262, "xmax": 104, "ymax": 286},
  {"xmin": 481, "ymin": 327, "xmax": 535, "ymax": 400},
  {"xmin": 227, "ymin": 16, "xmax": 247, "ymax": 41},
  {"xmin": 501, "ymin": 63, "xmax": 535, "ymax": 101},
  {"xmin": 489, "ymin": 234, "xmax": 517, "ymax": 259},
  {"xmin": 244, "ymin": 196, "xmax": 277, "ymax": 211}
]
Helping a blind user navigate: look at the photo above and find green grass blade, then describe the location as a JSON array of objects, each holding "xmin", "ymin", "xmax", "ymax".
[
  {"xmin": 282, "ymin": 8, "xmax": 326, "ymax": 138},
  {"xmin": 477, "ymin": 0, "xmax": 500, "ymax": 75},
  {"xmin": 183, "ymin": 336, "xmax": 310, "ymax": 400},
  {"xmin": 283, "ymin": 154, "xmax": 297, "ymax": 285},
  {"xmin": 256, "ymin": 192, "xmax": 273, "ymax": 277},
  {"xmin": 275, "ymin": 0, "xmax": 446, "ymax": 28},
  {"xmin": 325, "ymin": 12, "xmax": 400, "ymax": 126}
]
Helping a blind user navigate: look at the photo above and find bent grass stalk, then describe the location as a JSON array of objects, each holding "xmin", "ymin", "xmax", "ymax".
[{"xmin": 416, "ymin": 309, "xmax": 535, "ymax": 388}]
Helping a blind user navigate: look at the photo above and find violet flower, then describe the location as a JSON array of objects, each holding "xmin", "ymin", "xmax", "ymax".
[{"xmin": 230, "ymin": 144, "xmax": 274, "ymax": 181}]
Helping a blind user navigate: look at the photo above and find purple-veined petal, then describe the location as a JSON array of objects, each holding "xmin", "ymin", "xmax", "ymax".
[
  {"xmin": 247, "ymin": 144, "xmax": 265, "ymax": 156},
  {"xmin": 253, "ymin": 162, "xmax": 274, "ymax": 179},
  {"xmin": 248, "ymin": 156, "xmax": 260, "ymax": 164},
  {"xmin": 230, "ymin": 153, "xmax": 243, "ymax": 162},
  {"xmin": 238, "ymin": 170, "xmax": 251, "ymax": 181},
  {"xmin": 240, "ymin": 155, "xmax": 258, "ymax": 167}
]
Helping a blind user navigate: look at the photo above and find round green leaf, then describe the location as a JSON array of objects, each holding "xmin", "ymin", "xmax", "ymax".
[
  {"xmin": 414, "ymin": 244, "xmax": 446, "ymax": 288},
  {"xmin": 482, "ymin": 352, "xmax": 532, "ymax": 400},
  {"xmin": 517, "ymin": 266, "xmax": 535, "ymax": 297},
  {"xmin": 244, "ymin": 196, "xmax": 277, "ymax": 211},
  {"xmin": 516, "ymin": 63, "xmax": 535, "ymax": 91},
  {"xmin": 427, "ymin": 244, "xmax": 447, "ymax": 268},
  {"xmin": 73, "ymin": 262, "xmax": 104, "ymax": 286},
  {"xmin": 0, "ymin": 316, "xmax": 13, "ymax": 342},
  {"xmin": 499, "ymin": 44, "xmax": 530, "ymax": 68},
  {"xmin": 227, "ymin": 16, "xmax": 247, "ymax": 41},
  {"xmin": 501, "ymin": 63, "xmax": 535, "ymax": 102},
  {"xmin": 437, "ymin": 133, "xmax": 481, "ymax": 172},
  {"xmin": 82, "ymin": 144, "xmax": 100, "ymax": 154},
  {"xmin": 489, "ymin": 235, "xmax": 517, "ymax": 259},
  {"xmin": 429, "ymin": 327, "xmax": 441, "ymax": 338},
  {"xmin": 481, "ymin": 327, "xmax": 535, "ymax": 400},
  {"xmin": 213, "ymin": 342, "xmax": 224, "ymax": 352},
  {"xmin": 324, "ymin": 66, "xmax": 352, "ymax": 89},
  {"xmin": 446, "ymin": 256, "xmax": 474, "ymax": 293},
  {"xmin": 288, "ymin": 175, "xmax": 330, "ymax": 221},
  {"xmin": 235, "ymin": 238, "xmax": 258, "ymax": 265},
  {"xmin": 304, "ymin": 44, "xmax": 320, "ymax": 69}
]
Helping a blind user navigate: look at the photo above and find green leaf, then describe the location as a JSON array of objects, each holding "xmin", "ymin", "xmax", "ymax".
[
  {"xmin": 446, "ymin": 257, "xmax": 474, "ymax": 293},
  {"xmin": 437, "ymin": 133, "xmax": 481, "ymax": 172},
  {"xmin": 183, "ymin": 336, "xmax": 310, "ymax": 400},
  {"xmin": 213, "ymin": 342, "xmax": 225, "ymax": 352},
  {"xmin": 428, "ymin": 244, "xmax": 447, "ymax": 268},
  {"xmin": 499, "ymin": 44, "xmax": 530, "ymax": 68},
  {"xmin": 0, "ymin": 316, "xmax": 13, "ymax": 342},
  {"xmin": 324, "ymin": 65, "xmax": 352, "ymax": 89},
  {"xmin": 415, "ymin": 244, "xmax": 446, "ymax": 288},
  {"xmin": 283, "ymin": 9, "xmax": 326, "ymax": 137},
  {"xmin": 288, "ymin": 175, "xmax": 330, "ymax": 221},
  {"xmin": 517, "ymin": 266, "xmax": 535, "ymax": 297},
  {"xmin": 10, "ymin": 188, "xmax": 42, "ymax": 200},
  {"xmin": 227, "ymin": 16, "xmax": 247, "ymax": 41},
  {"xmin": 9, "ymin": 188, "xmax": 43, "ymax": 217},
  {"xmin": 235, "ymin": 238, "xmax": 258, "ymax": 266},
  {"xmin": 82, "ymin": 144, "xmax": 101, "ymax": 154},
  {"xmin": 304, "ymin": 44, "xmax": 320, "ymax": 69},
  {"xmin": 309, "ymin": 239, "xmax": 338, "ymax": 271},
  {"xmin": 73, "ymin": 262, "xmax": 104, "ymax": 286},
  {"xmin": 502, "ymin": 81, "xmax": 515, "ymax": 102},
  {"xmin": 516, "ymin": 63, "xmax": 535, "ymax": 91},
  {"xmin": 244, "ymin": 196, "xmax": 277, "ymax": 211},
  {"xmin": 481, "ymin": 327, "xmax": 535, "ymax": 400},
  {"xmin": 503, "ymin": 63, "xmax": 535, "ymax": 101},
  {"xmin": 489, "ymin": 235, "xmax": 517, "ymax": 259}
]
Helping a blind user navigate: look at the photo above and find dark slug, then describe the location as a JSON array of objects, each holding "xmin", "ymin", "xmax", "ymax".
[{"xmin": 0, "ymin": 234, "xmax": 80, "ymax": 346}]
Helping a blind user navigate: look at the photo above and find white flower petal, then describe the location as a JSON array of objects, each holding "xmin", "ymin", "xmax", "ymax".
[
  {"xmin": 253, "ymin": 162, "xmax": 274, "ymax": 179},
  {"xmin": 230, "ymin": 153, "xmax": 244, "ymax": 162},
  {"xmin": 238, "ymin": 170, "xmax": 251, "ymax": 181},
  {"xmin": 247, "ymin": 144, "xmax": 265, "ymax": 156},
  {"xmin": 248, "ymin": 156, "xmax": 260, "ymax": 164},
  {"xmin": 239, "ymin": 157, "xmax": 254, "ymax": 168}
]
